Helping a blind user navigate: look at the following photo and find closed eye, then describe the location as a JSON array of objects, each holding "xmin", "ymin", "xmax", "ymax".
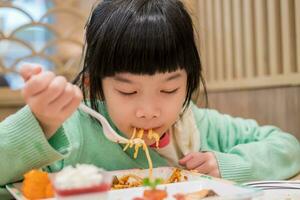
[
  {"xmin": 161, "ymin": 88, "xmax": 179, "ymax": 94},
  {"xmin": 117, "ymin": 90, "xmax": 137, "ymax": 96}
]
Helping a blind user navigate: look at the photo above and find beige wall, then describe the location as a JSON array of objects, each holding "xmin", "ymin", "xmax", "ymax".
[{"xmin": 199, "ymin": 86, "xmax": 300, "ymax": 141}]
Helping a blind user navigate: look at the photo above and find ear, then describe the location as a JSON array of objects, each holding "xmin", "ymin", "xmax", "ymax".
[{"xmin": 84, "ymin": 74, "xmax": 90, "ymax": 87}]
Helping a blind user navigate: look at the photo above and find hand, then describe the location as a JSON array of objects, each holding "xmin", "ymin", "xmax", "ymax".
[
  {"xmin": 20, "ymin": 64, "xmax": 83, "ymax": 138},
  {"xmin": 179, "ymin": 152, "xmax": 220, "ymax": 178}
]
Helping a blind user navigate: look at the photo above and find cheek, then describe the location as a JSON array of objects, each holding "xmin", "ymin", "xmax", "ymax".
[
  {"xmin": 105, "ymin": 100, "xmax": 133, "ymax": 135},
  {"xmin": 161, "ymin": 96, "xmax": 185, "ymax": 124},
  {"xmin": 164, "ymin": 104, "xmax": 182, "ymax": 121}
]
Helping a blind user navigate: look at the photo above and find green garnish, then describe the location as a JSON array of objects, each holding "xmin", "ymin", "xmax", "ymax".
[{"xmin": 143, "ymin": 178, "xmax": 164, "ymax": 189}]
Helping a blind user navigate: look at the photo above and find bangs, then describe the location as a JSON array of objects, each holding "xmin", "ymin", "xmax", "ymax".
[{"xmin": 87, "ymin": 0, "xmax": 198, "ymax": 77}]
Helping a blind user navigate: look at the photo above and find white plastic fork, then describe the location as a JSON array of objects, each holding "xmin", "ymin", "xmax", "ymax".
[{"xmin": 78, "ymin": 103, "xmax": 143, "ymax": 144}]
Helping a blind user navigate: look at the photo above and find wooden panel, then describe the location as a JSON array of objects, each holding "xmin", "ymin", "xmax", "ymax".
[
  {"xmin": 205, "ymin": 0, "xmax": 216, "ymax": 82},
  {"xmin": 222, "ymin": 0, "xmax": 233, "ymax": 81},
  {"xmin": 280, "ymin": 0, "xmax": 297, "ymax": 74},
  {"xmin": 243, "ymin": 0, "xmax": 255, "ymax": 78},
  {"xmin": 0, "ymin": 88, "xmax": 24, "ymax": 120},
  {"xmin": 254, "ymin": 0, "xmax": 268, "ymax": 76},
  {"xmin": 0, "ymin": 88, "xmax": 24, "ymax": 105},
  {"xmin": 214, "ymin": 0, "xmax": 225, "ymax": 81},
  {"xmin": 232, "ymin": 0, "xmax": 244, "ymax": 79},
  {"xmin": 296, "ymin": 0, "xmax": 300, "ymax": 72},
  {"xmin": 200, "ymin": 86, "xmax": 300, "ymax": 141},
  {"xmin": 267, "ymin": 0, "xmax": 281, "ymax": 75},
  {"xmin": 198, "ymin": 0, "xmax": 210, "ymax": 81},
  {"xmin": 0, "ymin": 107, "xmax": 24, "ymax": 121},
  {"xmin": 197, "ymin": 0, "xmax": 300, "ymax": 90}
]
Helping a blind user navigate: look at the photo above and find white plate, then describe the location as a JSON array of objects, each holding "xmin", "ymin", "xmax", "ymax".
[
  {"xmin": 262, "ymin": 189, "xmax": 300, "ymax": 200},
  {"xmin": 108, "ymin": 179, "xmax": 262, "ymax": 200},
  {"xmin": 6, "ymin": 167, "xmax": 262, "ymax": 200},
  {"xmin": 6, "ymin": 183, "xmax": 54, "ymax": 200},
  {"xmin": 243, "ymin": 181, "xmax": 300, "ymax": 200}
]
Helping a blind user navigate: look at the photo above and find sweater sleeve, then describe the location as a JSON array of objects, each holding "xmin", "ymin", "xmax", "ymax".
[
  {"xmin": 193, "ymin": 107, "xmax": 300, "ymax": 183},
  {"xmin": 0, "ymin": 106, "xmax": 71, "ymax": 186}
]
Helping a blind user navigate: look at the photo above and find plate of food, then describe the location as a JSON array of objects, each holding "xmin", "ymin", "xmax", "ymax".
[
  {"xmin": 6, "ymin": 165, "xmax": 263, "ymax": 200},
  {"xmin": 109, "ymin": 167, "xmax": 263, "ymax": 200},
  {"xmin": 109, "ymin": 178, "xmax": 263, "ymax": 200}
]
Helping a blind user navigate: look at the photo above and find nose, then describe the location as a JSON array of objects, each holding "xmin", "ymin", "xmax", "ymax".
[{"xmin": 135, "ymin": 106, "xmax": 160, "ymax": 120}]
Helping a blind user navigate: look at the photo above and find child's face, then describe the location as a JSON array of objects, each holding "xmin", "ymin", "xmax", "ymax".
[{"xmin": 102, "ymin": 69, "xmax": 187, "ymax": 145}]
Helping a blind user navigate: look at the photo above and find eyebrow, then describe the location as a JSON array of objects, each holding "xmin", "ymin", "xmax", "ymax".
[
  {"xmin": 164, "ymin": 73, "xmax": 182, "ymax": 82},
  {"xmin": 114, "ymin": 76, "xmax": 133, "ymax": 83}
]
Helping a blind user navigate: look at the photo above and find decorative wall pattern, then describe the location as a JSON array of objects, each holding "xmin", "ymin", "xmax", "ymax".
[{"xmin": 0, "ymin": 0, "xmax": 90, "ymax": 82}]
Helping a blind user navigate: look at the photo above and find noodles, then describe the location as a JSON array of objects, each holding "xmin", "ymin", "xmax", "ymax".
[
  {"xmin": 112, "ymin": 168, "xmax": 184, "ymax": 189},
  {"xmin": 165, "ymin": 168, "xmax": 182, "ymax": 184},
  {"xmin": 122, "ymin": 128, "xmax": 160, "ymax": 180},
  {"xmin": 147, "ymin": 129, "xmax": 160, "ymax": 148},
  {"xmin": 123, "ymin": 128, "xmax": 137, "ymax": 151},
  {"xmin": 142, "ymin": 142, "xmax": 153, "ymax": 178},
  {"xmin": 134, "ymin": 129, "xmax": 144, "ymax": 159}
]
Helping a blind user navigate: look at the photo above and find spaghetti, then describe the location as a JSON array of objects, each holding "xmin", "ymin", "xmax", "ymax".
[
  {"xmin": 122, "ymin": 128, "xmax": 160, "ymax": 180},
  {"xmin": 112, "ymin": 168, "xmax": 184, "ymax": 189}
]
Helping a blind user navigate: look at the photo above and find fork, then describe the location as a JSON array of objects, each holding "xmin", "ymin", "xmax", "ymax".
[{"xmin": 78, "ymin": 103, "xmax": 143, "ymax": 144}]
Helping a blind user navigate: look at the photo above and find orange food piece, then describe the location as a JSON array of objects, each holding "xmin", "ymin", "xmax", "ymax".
[
  {"xmin": 45, "ymin": 182, "xmax": 54, "ymax": 198},
  {"xmin": 22, "ymin": 169, "xmax": 54, "ymax": 199},
  {"xmin": 143, "ymin": 189, "xmax": 168, "ymax": 200}
]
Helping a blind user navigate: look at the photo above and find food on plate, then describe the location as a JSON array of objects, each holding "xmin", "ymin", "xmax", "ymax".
[
  {"xmin": 133, "ymin": 178, "xmax": 218, "ymax": 200},
  {"xmin": 143, "ymin": 189, "xmax": 168, "ymax": 200},
  {"xmin": 133, "ymin": 178, "xmax": 168, "ymax": 200},
  {"xmin": 165, "ymin": 168, "xmax": 184, "ymax": 184},
  {"xmin": 22, "ymin": 169, "xmax": 54, "ymax": 199},
  {"xmin": 112, "ymin": 174, "xmax": 143, "ymax": 189},
  {"xmin": 133, "ymin": 179, "xmax": 218, "ymax": 200},
  {"xmin": 173, "ymin": 189, "xmax": 218, "ymax": 200},
  {"xmin": 123, "ymin": 128, "xmax": 160, "ymax": 179},
  {"xmin": 143, "ymin": 178, "xmax": 167, "ymax": 200},
  {"xmin": 52, "ymin": 164, "xmax": 111, "ymax": 200},
  {"xmin": 112, "ymin": 168, "xmax": 186, "ymax": 189}
]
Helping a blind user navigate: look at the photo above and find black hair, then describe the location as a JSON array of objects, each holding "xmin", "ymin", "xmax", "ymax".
[{"xmin": 74, "ymin": 0, "xmax": 207, "ymax": 112}]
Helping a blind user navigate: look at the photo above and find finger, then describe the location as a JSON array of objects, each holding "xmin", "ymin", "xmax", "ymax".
[
  {"xmin": 45, "ymin": 76, "xmax": 68, "ymax": 104},
  {"xmin": 61, "ymin": 86, "xmax": 82, "ymax": 115},
  {"xmin": 185, "ymin": 157, "xmax": 206, "ymax": 170},
  {"xmin": 195, "ymin": 161, "xmax": 211, "ymax": 174},
  {"xmin": 48, "ymin": 83, "xmax": 76, "ymax": 113},
  {"xmin": 19, "ymin": 64, "xmax": 42, "ymax": 81},
  {"xmin": 28, "ymin": 76, "xmax": 68, "ymax": 107},
  {"xmin": 23, "ymin": 71, "xmax": 55, "ymax": 97},
  {"xmin": 179, "ymin": 153, "xmax": 194, "ymax": 165}
]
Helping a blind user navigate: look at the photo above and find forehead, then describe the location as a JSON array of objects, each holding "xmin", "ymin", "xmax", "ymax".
[{"xmin": 112, "ymin": 69, "xmax": 187, "ymax": 83}]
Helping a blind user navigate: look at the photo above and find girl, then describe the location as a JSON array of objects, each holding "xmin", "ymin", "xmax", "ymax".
[{"xmin": 1, "ymin": 0, "xmax": 300, "ymax": 198}]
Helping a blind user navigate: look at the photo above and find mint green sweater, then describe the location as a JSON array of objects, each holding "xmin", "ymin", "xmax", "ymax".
[{"xmin": 1, "ymin": 102, "xmax": 300, "ymax": 199}]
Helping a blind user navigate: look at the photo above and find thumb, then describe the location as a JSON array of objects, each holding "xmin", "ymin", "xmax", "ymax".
[
  {"xmin": 179, "ymin": 153, "xmax": 194, "ymax": 165},
  {"xmin": 19, "ymin": 63, "xmax": 42, "ymax": 82}
]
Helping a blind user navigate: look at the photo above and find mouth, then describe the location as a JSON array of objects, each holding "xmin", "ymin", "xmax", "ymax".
[
  {"xmin": 127, "ymin": 126, "xmax": 165, "ymax": 147},
  {"xmin": 133, "ymin": 126, "xmax": 162, "ymax": 134}
]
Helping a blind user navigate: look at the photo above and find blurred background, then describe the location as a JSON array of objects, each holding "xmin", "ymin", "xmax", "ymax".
[{"xmin": 0, "ymin": 0, "xmax": 299, "ymax": 140}]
